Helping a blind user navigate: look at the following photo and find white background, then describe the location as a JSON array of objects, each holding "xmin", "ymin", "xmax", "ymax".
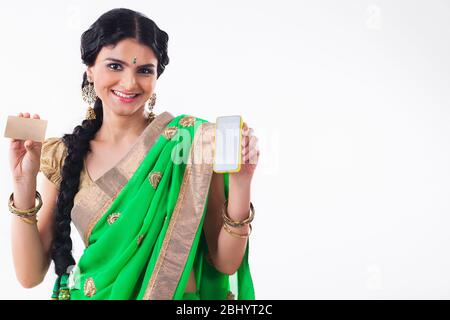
[{"xmin": 0, "ymin": 0, "xmax": 449, "ymax": 299}]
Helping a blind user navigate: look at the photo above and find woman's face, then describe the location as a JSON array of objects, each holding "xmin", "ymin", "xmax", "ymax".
[{"xmin": 86, "ymin": 38, "xmax": 158, "ymax": 118}]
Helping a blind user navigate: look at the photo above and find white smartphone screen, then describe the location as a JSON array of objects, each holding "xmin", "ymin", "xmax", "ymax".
[{"xmin": 213, "ymin": 115, "xmax": 243, "ymax": 173}]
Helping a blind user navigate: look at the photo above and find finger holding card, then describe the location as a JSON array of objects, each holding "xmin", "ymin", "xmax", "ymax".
[{"xmin": 5, "ymin": 113, "xmax": 47, "ymax": 181}]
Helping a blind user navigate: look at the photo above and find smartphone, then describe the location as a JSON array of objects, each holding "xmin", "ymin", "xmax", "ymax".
[{"xmin": 213, "ymin": 115, "xmax": 243, "ymax": 173}]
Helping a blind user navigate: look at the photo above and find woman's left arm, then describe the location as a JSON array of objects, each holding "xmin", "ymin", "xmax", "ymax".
[{"xmin": 203, "ymin": 123, "xmax": 260, "ymax": 275}]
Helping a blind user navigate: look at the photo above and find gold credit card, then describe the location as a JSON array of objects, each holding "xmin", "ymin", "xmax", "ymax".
[{"xmin": 4, "ymin": 116, "xmax": 47, "ymax": 142}]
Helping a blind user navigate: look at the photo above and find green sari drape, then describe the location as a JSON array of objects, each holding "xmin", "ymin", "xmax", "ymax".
[{"xmin": 51, "ymin": 113, "xmax": 255, "ymax": 300}]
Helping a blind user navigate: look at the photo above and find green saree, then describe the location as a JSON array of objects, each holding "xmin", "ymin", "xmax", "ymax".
[{"xmin": 51, "ymin": 112, "xmax": 255, "ymax": 300}]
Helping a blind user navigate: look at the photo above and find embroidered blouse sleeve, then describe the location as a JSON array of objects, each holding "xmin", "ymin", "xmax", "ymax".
[{"xmin": 39, "ymin": 137, "xmax": 67, "ymax": 190}]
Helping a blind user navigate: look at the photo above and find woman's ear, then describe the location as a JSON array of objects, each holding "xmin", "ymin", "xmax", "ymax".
[{"xmin": 86, "ymin": 67, "xmax": 94, "ymax": 82}]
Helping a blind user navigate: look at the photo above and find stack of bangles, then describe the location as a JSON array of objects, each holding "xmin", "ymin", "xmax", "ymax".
[
  {"xmin": 222, "ymin": 200, "xmax": 255, "ymax": 239},
  {"xmin": 8, "ymin": 191, "xmax": 43, "ymax": 225}
]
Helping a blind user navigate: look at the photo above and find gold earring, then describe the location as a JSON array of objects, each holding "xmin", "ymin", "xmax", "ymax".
[
  {"xmin": 82, "ymin": 79, "xmax": 97, "ymax": 120},
  {"xmin": 145, "ymin": 93, "xmax": 156, "ymax": 122}
]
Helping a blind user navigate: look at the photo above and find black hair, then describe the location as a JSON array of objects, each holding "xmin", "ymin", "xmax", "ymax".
[{"xmin": 51, "ymin": 8, "xmax": 169, "ymax": 276}]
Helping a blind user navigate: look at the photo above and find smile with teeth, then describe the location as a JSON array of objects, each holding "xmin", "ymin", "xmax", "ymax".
[{"xmin": 112, "ymin": 90, "xmax": 140, "ymax": 99}]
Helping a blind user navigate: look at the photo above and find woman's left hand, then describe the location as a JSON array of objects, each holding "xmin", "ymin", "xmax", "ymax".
[{"xmin": 230, "ymin": 122, "xmax": 260, "ymax": 184}]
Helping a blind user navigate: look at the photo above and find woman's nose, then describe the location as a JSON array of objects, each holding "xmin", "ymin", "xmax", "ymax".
[{"xmin": 120, "ymin": 71, "xmax": 138, "ymax": 90}]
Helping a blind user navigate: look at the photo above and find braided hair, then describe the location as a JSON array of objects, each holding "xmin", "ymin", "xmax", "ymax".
[{"xmin": 51, "ymin": 8, "xmax": 170, "ymax": 277}]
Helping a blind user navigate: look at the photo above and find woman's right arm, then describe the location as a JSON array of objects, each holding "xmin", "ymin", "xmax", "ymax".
[
  {"xmin": 11, "ymin": 176, "xmax": 57, "ymax": 288},
  {"xmin": 9, "ymin": 112, "xmax": 57, "ymax": 288}
]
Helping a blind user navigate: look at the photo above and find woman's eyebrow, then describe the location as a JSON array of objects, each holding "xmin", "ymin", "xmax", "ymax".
[{"xmin": 104, "ymin": 57, "xmax": 156, "ymax": 68}]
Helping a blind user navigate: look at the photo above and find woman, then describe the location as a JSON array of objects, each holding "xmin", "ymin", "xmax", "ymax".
[{"xmin": 8, "ymin": 8, "xmax": 259, "ymax": 300}]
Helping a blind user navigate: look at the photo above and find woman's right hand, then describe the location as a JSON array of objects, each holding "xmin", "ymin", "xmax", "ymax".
[{"xmin": 9, "ymin": 112, "xmax": 43, "ymax": 183}]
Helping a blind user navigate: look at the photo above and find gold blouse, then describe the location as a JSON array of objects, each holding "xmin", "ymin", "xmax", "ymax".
[{"xmin": 39, "ymin": 137, "xmax": 94, "ymax": 203}]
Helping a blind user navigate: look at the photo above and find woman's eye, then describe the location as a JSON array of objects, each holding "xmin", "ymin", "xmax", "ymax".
[
  {"xmin": 107, "ymin": 63, "xmax": 154, "ymax": 75},
  {"xmin": 107, "ymin": 63, "xmax": 122, "ymax": 71},
  {"xmin": 139, "ymin": 68, "xmax": 154, "ymax": 75}
]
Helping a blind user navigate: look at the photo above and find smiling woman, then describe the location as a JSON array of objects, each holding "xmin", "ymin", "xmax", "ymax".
[
  {"xmin": 8, "ymin": 7, "xmax": 256, "ymax": 301},
  {"xmin": 86, "ymin": 37, "xmax": 159, "ymax": 118}
]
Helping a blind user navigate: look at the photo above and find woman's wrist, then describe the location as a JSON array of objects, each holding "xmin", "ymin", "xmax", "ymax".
[
  {"xmin": 228, "ymin": 174, "xmax": 252, "ymax": 220},
  {"xmin": 229, "ymin": 173, "xmax": 252, "ymax": 188},
  {"xmin": 12, "ymin": 179, "xmax": 38, "ymax": 211},
  {"xmin": 13, "ymin": 175, "xmax": 37, "ymax": 187}
]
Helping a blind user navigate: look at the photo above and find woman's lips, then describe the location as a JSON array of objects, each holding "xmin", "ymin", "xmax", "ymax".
[{"xmin": 111, "ymin": 90, "xmax": 141, "ymax": 103}]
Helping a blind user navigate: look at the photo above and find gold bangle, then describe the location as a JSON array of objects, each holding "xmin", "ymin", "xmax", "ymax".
[
  {"xmin": 19, "ymin": 216, "xmax": 38, "ymax": 225},
  {"xmin": 8, "ymin": 191, "xmax": 42, "ymax": 216},
  {"xmin": 222, "ymin": 200, "xmax": 255, "ymax": 228},
  {"xmin": 222, "ymin": 222, "xmax": 252, "ymax": 239}
]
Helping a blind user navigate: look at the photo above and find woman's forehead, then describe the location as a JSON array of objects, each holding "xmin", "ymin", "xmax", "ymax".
[{"xmin": 98, "ymin": 38, "xmax": 158, "ymax": 63}]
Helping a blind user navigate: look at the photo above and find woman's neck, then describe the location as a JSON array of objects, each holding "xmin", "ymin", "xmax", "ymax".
[{"xmin": 95, "ymin": 110, "xmax": 150, "ymax": 145}]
